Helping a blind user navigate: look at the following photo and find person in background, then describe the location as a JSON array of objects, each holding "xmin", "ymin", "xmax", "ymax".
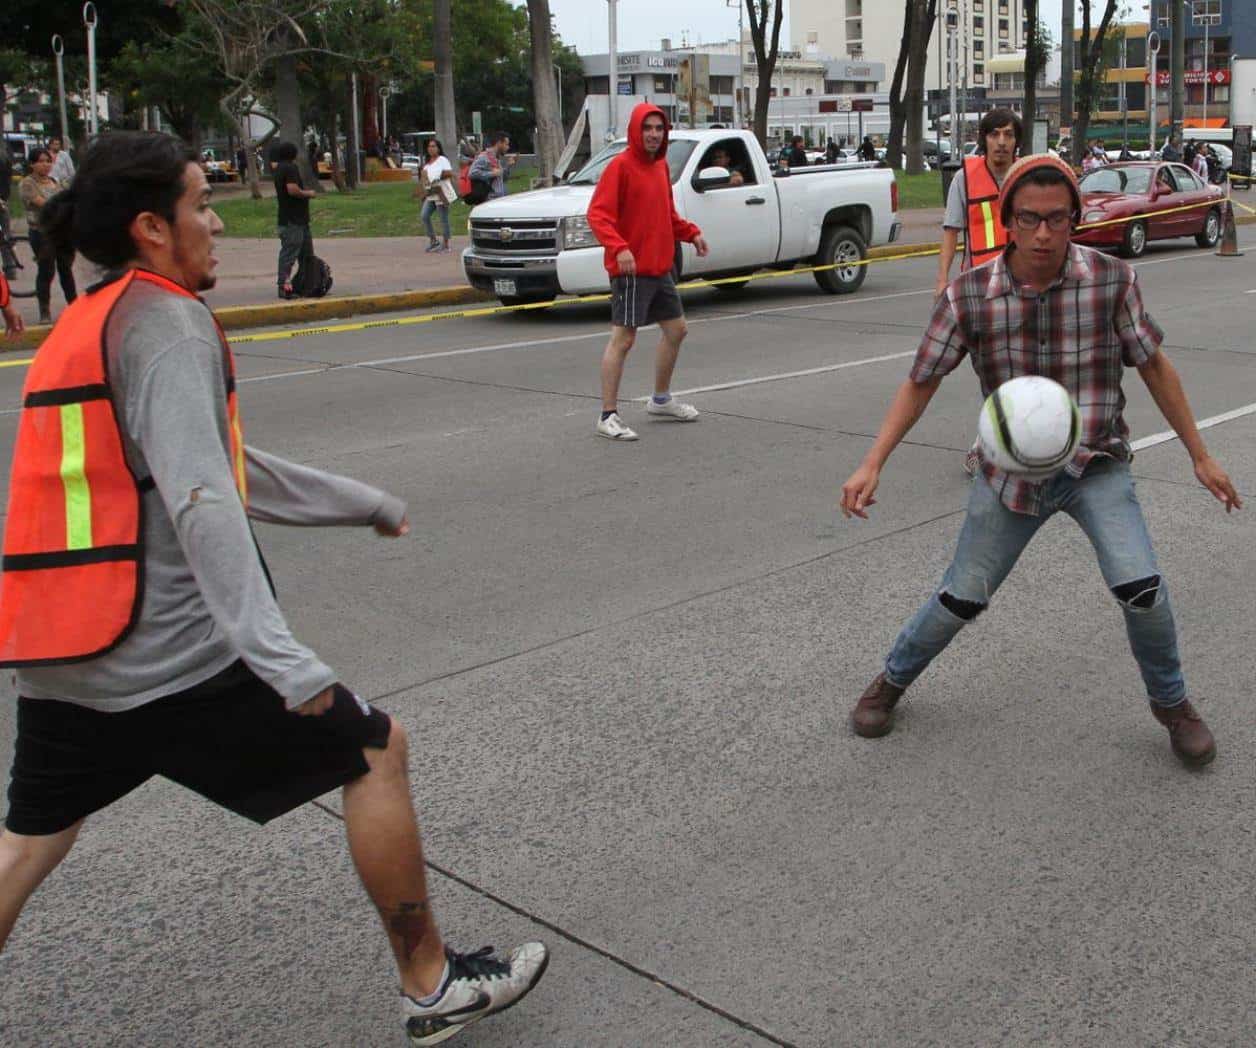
[
  {"xmin": 859, "ymin": 136, "xmax": 877, "ymax": 162},
  {"xmin": 18, "ymin": 147, "xmax": 77, "ymax": 324},
  {"xmin": 780, "ymin": 135, "xmax": 808, "ymax": 168},
  {"xmin": 49, "ymin": 137, "xmax": 75, "ymax": 184},
  {"xmin": 824, "ymin": 139, "xmax": 841, "ymax": 164},
  {"xmin": 468, "ymin": 131, "xmax": 516, "ymax": 200},
  {"xmin": 415, "ymin": 138, "xmax": 454, "ymax": 253},
  {"xmin": 273, "ymin": 140, "xmax": 316, "ymax": 299}
]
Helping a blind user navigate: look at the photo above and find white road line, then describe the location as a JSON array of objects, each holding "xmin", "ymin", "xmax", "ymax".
[
  {"xmin": 1130, "ymin": 402, "xmax": 1256, "ymax": 452},
  {"xmin": 635, "ymin": 350, "xmax": 917, "ymax": 400}
]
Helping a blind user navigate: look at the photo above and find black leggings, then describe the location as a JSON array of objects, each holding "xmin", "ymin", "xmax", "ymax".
[{"xmin": 29, "ymin": 229, "xmax": 77, "ymax": 310}]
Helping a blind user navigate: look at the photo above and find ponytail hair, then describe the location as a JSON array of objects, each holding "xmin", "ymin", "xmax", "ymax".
[{"xmin": 45, "ymin": 131, "xmax": 197, "ymax": 267}]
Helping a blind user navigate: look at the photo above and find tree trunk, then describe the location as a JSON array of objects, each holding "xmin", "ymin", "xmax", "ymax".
[
  {"xmin": 886, "ymin": 0, "xmax": 914, "ymax": 170},
  {"xmin": 433, "ymin": 0, "xmax": 458, "ymax": 152},
  {"xmin": 222, "ymin": 94, "xmax": 264, "ymax": 201},
  {"xmin": 526, "ymin": 0, "xmax": 564, "ymax": 183},
  {"xmin": 274, "ymin": 50, "xmax": 321, "ymax": 192},
  {"xmin": 1060, "ymin": 0, "xmax": 1074, "ymax": 147},
  {"xmin": 1023, "ymin": 0, "xmax": 1038, "ymax": 138},
  {"xmin": 745, "ymin": 0, "xmax": 785, "ymax": 147},
  {"xmin": 903, "ymin": 0, "xmax": 936, "ymax": 175},
  {"xmin": 1072, "ymin": 0, "xmax": 1119, "ymax": 164},
  {"xmin": 329, "ymin": 107, "xmax": 347, "ymax": 192}
]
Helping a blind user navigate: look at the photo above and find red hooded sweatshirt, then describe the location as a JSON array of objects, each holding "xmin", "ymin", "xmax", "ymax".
[{"xmin": 586, "ymin": 103, "xmax": 702, "ymax": 278}]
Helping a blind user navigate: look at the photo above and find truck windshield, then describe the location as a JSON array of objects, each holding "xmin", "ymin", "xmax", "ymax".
[{"xmin": 568, "ymin": 139, "xmax": 698, "ymax": 185}]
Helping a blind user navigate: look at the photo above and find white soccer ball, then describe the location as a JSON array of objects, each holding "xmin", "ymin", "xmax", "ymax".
[{"xmin": 976, "ymin": 376, "xmax": 1081, "ymax": 479}]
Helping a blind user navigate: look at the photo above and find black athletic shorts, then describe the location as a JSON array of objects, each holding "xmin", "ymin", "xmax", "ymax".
[
  {"xmin": 4, "ymin": 661, "xmax": 391, "ymax": 836},
  {"xmin": 610, "ymin": 273, "xmax": 684, "ymax": 329}
]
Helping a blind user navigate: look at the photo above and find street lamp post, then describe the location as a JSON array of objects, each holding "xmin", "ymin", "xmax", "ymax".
[
  {"xmin": 607, "ymin": 0, "xmax": 619, "ymax": 139},
  {"xmin": 82, "ymin": 3, "xmax": 98, "ymax": 136},
  {"xmin": 1148, "ymin": 31, "xmax": 1161, "ymax": 153},
  {"xmin": 1189, "ymin": 2, "xmax": 1221, "ymax": 128},
  {"xmin": 947, "ymin": 9, "xmax": 959, "ymax": 161},
  {"xmin": 727, "ymin": 0, "xmax": 744, "ymax": 128},
  {"xmin": 51, "ymin": 35, "xmax": 70, "ymax": 148},
  {"xmin": 379, "ymin": 85, "xmax": 391, "ymax": 142},
  {"xmin": 552, "ymin": 64, "xmax": 563, "ymax": 127}
]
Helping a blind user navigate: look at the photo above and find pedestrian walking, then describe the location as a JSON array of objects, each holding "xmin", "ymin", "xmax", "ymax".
[
  {"xmin": 935, "ymin": 108, "xmax": 1021, "ymax": 475},
  {"xmin": 49, "ymin": 137, "xmax": 75, "ymax": 184},
  {"xmin": 273, "ymin": 140, "xmax": 315, "ymax": 299},
  {"xmin": 840, "ymin": 154, "xmax": 1240, "ymax": 766},
  {"xmin": 18, "ymin": 147, "xmax": 77, "ymax": 324},
  {"xmin": 415, "ymin": 138, "xmax": 454, "ymax": 253},
  {"xmin": 586, "ymin": 103, "xmax": 709, "ymax": 441},
  {"xmin": 859, "ymin": 135, "xmax": 877, "ymax": 162},
  {"xmin": 824, "ymin": 139, "xmax": 840, "ymax": 164},
  {"xmin": 466, "ymin": 131, "xmax": 516, "ymax": 203},
  {"xmin": 0, "ymin": 130, "xmax": 549, "ymax": 1046},
  {"xmin": 0, "ymin": 271, "xmax": 22, "ymax": 336},
  {"xmin": 780, "ymin": 135, "xmax": 808, "ymax": 168}
]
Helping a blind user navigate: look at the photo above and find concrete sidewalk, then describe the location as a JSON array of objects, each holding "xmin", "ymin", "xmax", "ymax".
[{"xmin": 7, "ymin": 207, "xmax": 950, "ymax": 340}]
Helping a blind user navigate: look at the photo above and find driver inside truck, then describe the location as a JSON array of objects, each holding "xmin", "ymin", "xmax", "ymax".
[{"xmin": 702, "ymin": 143, "xmax": 749, "ymax": 187}]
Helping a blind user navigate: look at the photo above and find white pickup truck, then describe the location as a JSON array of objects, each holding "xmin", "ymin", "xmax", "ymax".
[{"xmin": 462, "ymin": 128, "xmax": 901, "ymax": 306}]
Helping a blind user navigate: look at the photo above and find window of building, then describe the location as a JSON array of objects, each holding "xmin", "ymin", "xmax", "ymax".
[
  {"xmin": 710, "ymin": 75, "xmax": 735, "ymax": 94},
  {"xmin": 998, "ymin": 2, "xmax": 1008, "ymax": 12},
  {"xmin": 1126, "ymin": 37, "xmax": 1146, "ymax": 67},
  {"xmin": 973, "ymin": 62, "xmax": 984, "ymax": 77},
  {"xmin": 769, "ymin": 87, "xmax": 777, "ymax": 97},
  {"xmin": 1125, "ymin": 83, "xmax": 1146, "ymax": 109},
  {"xmin": 973, "ymin": 0, "xmax": 983, "ymax": 9},
  {"xmin": 1214, "ymin": 85, "xmax": 1230, "ymax": 103},
  {"xmin": 974, "ymin": 40, "xmax": 984, "ymax": 56},
  {"xmin": 974, "ymin": 71, "xmax": 985, "ymax": 84},
  {"xmin": 974, "ymin": 16, "xmax": 984, "ymax": 31},
  {"xmin": 805, "ymin": 87, "xmax": 814, "ymax": 95},
  {"xmin": 783, "ymin": 87, "xmax": 791, "ymax": 96},
  {"xmin": 654, "ymin": 76, "xmax": 671, "ymax": 93}
]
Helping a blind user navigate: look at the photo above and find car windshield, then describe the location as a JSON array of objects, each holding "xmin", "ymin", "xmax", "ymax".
[
  {"xmin": 568, "ymin": 139, "xmax": 698, "ymax": 185},
  {"xmin": 1080, "ymin": 167, "xmax": 1152, "ymax": 195}
]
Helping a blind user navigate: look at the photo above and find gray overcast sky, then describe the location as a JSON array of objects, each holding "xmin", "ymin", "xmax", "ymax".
[{"xmin": 520, "ymin": 1, "xmax": 1073, "ymax": 60}]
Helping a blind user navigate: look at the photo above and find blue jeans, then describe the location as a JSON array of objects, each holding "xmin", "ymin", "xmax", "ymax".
[
  {"xmin": 885, "ymin": 459, "xmax": 1185, "ymax": 706},
  {"xmin": 421, "ymin": 200, "xmax": 450, "ymax": 242}
]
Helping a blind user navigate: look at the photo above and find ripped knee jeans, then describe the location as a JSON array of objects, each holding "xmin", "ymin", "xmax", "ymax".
[{"xmin": 884, "ymin": 458, "xmax": 1186, "ymax": 706}]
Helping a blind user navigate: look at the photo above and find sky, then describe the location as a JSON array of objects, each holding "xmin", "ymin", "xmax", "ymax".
[{"xmin": 523, "ymin": 1, "xmax": 1076, "ymax": 59}]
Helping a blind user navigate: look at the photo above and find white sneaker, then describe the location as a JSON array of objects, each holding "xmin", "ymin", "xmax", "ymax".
[
  {"xmin": 402, "ymin": 942, "xmax": 550, "ymax": 1045},
  {"xmin": 596, "ymin": 412, "xmax": 639, "ymax": 440},
  {"xmin": 645, "ymin": 397, "xmax": 700, "ymax": 421}
]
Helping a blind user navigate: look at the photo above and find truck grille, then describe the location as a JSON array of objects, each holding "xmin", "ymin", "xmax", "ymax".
[{"xmin": 470, "ymin": 218, "xmax": 558, "ymax": 254}]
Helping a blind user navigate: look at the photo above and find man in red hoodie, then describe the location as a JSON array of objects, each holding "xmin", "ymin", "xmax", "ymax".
[{"xmin": 587, "ymin": 104, "xmax": 709, "ymax": 441}]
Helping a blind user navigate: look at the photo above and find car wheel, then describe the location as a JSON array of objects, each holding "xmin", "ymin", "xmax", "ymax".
[
  {"xmin": 814, "ymin": 225, "xmax": 868, "ymax": 294},
  {"xmin": 1195, "ymin": 207, "xmax": 1221, "ymax": 248},
  {"xmin": 1120, "ymin": 219, "xmax": 1147, "ymax": 259}
]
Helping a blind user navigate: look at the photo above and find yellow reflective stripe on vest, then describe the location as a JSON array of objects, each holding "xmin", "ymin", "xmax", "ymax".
[
  {"xmin": 58, "ymin": 403, "xmax": 93, "ymax": 550},
  {"xmin": 980, "ymin": 200, "xmax": 997, "ymax": 253},
  {"xmin": 231, "ymin": 413, "xmax": 248, "ymax": 505}
]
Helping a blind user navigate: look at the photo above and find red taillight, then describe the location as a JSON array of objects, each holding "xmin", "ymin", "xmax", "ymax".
[{"xmin": 891, "ymin": 179, "xmax": 899, "ymax": 214}]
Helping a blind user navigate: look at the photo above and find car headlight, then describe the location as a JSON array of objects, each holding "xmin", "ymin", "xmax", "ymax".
[
  {"xmin": 1082, "ymin": 210, "xmax": 1107, "ymax": 224},
  {"xmin": 561, "ymin": 215, "xmax": 601, "ymax": 250}
]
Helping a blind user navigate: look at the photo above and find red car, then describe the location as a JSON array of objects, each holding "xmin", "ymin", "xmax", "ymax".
[{"xmin": 1073, "ymin": 161, "xmax": 1225, "ymax": 258}]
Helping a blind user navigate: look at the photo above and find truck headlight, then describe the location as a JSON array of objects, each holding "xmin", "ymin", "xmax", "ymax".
[{"xmin": 561, "ymin": 215, "xmax": 601, "ymax": 250}]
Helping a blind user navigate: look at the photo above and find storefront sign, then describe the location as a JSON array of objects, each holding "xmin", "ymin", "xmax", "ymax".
[{"xmin": 1147, "ymin": 69, "xmax": 1229, "ymax": 85}]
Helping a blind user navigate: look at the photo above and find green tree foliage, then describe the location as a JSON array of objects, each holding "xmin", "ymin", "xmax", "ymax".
[{"xmin": 108, "ymin": 38, "xmax": 228, "ymax": 149}]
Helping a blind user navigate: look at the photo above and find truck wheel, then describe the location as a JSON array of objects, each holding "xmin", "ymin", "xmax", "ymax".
[
  {"xmin": 1120, "ymin": 219, "xmax": 1147, "ymax": 258},
  {"xmin": 1195, "ymin": 207, "xmax": 1221, "ymax": 248},
  {"xmin": 814, "ymin": 225, "xmax": 867, "ymax": 294}
]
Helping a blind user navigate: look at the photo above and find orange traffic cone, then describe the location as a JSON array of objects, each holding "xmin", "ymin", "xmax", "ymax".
[{"xmin": 1216, "ymin": 198, "xmax": 1244, "ymax": 257}]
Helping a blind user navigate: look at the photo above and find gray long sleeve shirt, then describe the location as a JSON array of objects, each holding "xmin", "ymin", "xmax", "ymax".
[{"xmin": 16, "ymin": 276, "xmax": 405, "ymax": 712}]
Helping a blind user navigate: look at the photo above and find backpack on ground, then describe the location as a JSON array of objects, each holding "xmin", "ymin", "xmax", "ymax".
[{"xmin": 297, "ymin": 255, "xmax": 334, "ymax": 298}]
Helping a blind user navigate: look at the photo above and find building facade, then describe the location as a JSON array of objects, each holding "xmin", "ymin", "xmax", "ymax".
[
  {"xmin": 791, "ymin": 0, "xmax": 1028, "ymax": 94},
  {"xmin": 1147, "ymin": 0, "xmax": 1255, "ymax": 126},
  {"xmin": 1071, "ymin": 23, "xmax": 1151, "ymax": 135}
]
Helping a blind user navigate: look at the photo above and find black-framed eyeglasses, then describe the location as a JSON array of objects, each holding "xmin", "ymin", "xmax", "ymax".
[{"xmin": 1012, "ymin": 209, "xmax": 1075, "ymax": 231}]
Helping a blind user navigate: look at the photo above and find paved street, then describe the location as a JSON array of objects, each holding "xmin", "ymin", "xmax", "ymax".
[{"xmin": 1, "ymin": 231, "xmax": 1254, "ymax": 1047}]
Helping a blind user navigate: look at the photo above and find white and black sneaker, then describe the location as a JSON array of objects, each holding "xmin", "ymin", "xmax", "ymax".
[{"xmin": 402, "ymin": 942, "xmax": 550, "ymax": 1045}]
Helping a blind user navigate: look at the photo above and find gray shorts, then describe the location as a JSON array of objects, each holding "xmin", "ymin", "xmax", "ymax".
[{"xmin": 610, "ymin": 273, "xmax": 684, "ymax": 329}]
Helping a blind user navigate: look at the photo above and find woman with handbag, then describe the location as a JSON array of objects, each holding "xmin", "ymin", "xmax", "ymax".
[
  {"xmin": 18, "ymin": 148, "xmax": 77, "ymax": 323},
  {"xmin": 415, "ymin": 138, "xmax": 455, "ymax": 254}
]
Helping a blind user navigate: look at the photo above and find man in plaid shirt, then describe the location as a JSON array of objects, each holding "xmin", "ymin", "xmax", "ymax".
[{"xmin": 840, "ymin": 154, "xmax": 1240, "ymax": 768}]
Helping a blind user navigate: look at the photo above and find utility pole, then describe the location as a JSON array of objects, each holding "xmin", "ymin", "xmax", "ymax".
[
  {"xmin": 1148, "ymin": 30, "xmax": 1161, "ymax": 152},
  {"xmin": 1171, "ymin": 0, "xmax": 1185, "ymax": 148},
  {"xmin": 51, "ymin": 35, "xmax": 70, "ymax": 149},
  {"xmin": 948, "ymin": 8, "xmax": 959, "ymax": 159},
  {"xmin": 1060, "ymin": 0, "xmax": 1074, "ymax": 144},
  {"xmin": 607, "ymin": 0, "xmax": 619, "ymax": 139}
]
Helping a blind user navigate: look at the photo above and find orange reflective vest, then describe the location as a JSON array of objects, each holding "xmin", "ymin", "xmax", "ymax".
[
  {"xmin": 0, "ymin": 269, "xmax": 247, "ymax": 667},
  {"xmin": 963, "ymin": 156, "xmax": 1008, "ymax": 268}
]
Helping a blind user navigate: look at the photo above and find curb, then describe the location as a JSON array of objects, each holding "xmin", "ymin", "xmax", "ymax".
[{"xmin": 5, "ymin": 216, "xmax": 1251, "ymax": 352}]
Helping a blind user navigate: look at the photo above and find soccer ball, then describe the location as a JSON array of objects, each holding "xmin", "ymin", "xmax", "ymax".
[{"xmin": 976, "ymin": 376, "xmax": 1081, "ymax": 479}]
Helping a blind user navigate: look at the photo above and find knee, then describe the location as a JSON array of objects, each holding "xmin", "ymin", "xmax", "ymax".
[
  {"xmin": 612, "ymin": 331, "xmax": 636, "ymax": 354},
  {"xmin": 669, "ymin": 321, "xmax": 688, "ymax": 344},
  {"xmin": 1111, "ymin": 574, "xmax": 1162, "ymax": 610},
  {"xmin": 939, "ymin": 590, "xmax": 987, "ymax": 621},
  {"xmin": 370, "ymin": 717, "xmax": 409, "ymax": 777}
]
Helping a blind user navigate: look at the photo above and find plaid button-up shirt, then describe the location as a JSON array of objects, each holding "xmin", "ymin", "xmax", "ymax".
[{"xmin": 911, "ymin": 243, "xmax": 1164, "ymax": 515}]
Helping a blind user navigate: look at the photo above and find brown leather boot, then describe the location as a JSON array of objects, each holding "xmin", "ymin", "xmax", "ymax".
[
  {"xmin": 851, "ymin": 672, "xmax": 906, "ymax": 738},
  {"xmin": 1149, "ymin": 700, "xmax": 1216, "ymax": 768}
]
